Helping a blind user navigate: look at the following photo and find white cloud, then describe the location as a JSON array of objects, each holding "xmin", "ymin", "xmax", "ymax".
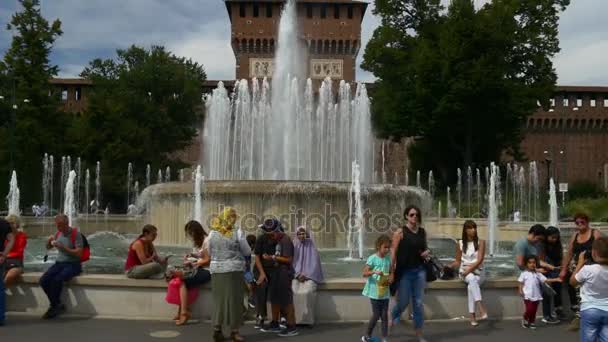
[{"xmin": 168, "ymin": 35, "xmax": 235, "ymax": 80}]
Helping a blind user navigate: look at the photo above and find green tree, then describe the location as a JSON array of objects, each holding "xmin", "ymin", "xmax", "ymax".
[
  {"xmin": 0, "ymin": 0, "xmax": 65, "ymax": 210},
  {"xmin": 363, "ymin": 0, "xmax": 569, "ymax": 184},
  {"xmin": 78, "ymin": 45, "xmax": 206, "ymax": 211}
]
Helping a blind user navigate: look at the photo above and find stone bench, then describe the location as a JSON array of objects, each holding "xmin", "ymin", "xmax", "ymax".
[{"xmin": 6, "ymin": 273, "xmax": 530, "ymax": 321}]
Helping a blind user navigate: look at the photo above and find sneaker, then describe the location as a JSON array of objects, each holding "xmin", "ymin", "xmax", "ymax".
[
  {"xmin": 567, "ymin": 317, "xmax": 580, "ymax": 332},
  {"xmin": 278, "ymin": 327, "xmax": 299, "ymax": 337},
  {"xmin": 521, "ymin": 320, "xmax": 530, "ymax": 329},
  {"xmin": 529, "ymin": 323, "xmax": 537, "ymax": 330},
  {"xmin": 42, "ymin": 307, "xmax": 59, "ymax": 319},
  {"xmin": 542, "ymin": 317, "xmax": 560, "ymax": 325},
  {"xmin": 361, "ymin": 336, "xmax": 371, "ymax": 342},
  {"xmin": 471, "ymin": 320, "xmax": 479, "ymax": 327},
  {"xmin": 261, "ymin": 321, "xmax": 282, "ymax": 333},
  {"xmin": 248, "ymin": 296, "xmax": 256, "ymax": 309},
  {"xmin": 280, "ymin": 317, "xmax": 288, "ymax": 329},
  {"xmin": 254, "ymin": 316, "xmax": 265, "ymax": 329}
]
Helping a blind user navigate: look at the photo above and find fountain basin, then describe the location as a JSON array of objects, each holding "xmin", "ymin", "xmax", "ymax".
[
  {"xmin": 141, "ymin": 180, "xmax": 431, "ymax": 247},
  {"xmin": 7, "ymin": 273, "xmax": 543, "ymax": 321}
]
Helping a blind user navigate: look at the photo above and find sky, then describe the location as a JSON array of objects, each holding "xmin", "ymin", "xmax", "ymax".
[{"xmin": 0, "ymin": 0, "xmax": 607, "ymax": 85}]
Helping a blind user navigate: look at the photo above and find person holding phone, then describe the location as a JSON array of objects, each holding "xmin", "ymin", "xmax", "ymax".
[{"xmin": 560, "ymin": 213, "xmax": 603, "ymax": 331}]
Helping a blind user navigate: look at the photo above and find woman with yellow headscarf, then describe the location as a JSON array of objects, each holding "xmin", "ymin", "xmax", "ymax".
[{"xmin": 206, "ymin": 207, "xmax": 251, "ymax": 342}]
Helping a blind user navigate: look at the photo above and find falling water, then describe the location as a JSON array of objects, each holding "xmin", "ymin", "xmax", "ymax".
[
  {"xmin": 85, "ymin": 169, "xmax": 90, "ymax": 215},
  {"xmin": 179, "ymin": 169, "xmax": 185, "ymax": 182},
  {"xmin": 549, "ymin": 178, "xmax": 558, "ymax": 227},
  {"xmin": 416, "ymin": 170, "xmax": 421, "ymax": 188},
  {"xmin": 193, "ymin": 165, "xmax": 204, "ymax": 223},
  {"xmin": 467, "ymin": 166, "xmax": 472, "ymax": 217},
  {"xmin": 447, "ymin": 186, "xmax": 453, "ymax": 218},
  {"xmin": 456, "ymin": 168, "xmax": 462, "ymax": 217},
  {"xmin": 518, "ymin": 166, "xmax": 526, "ymax": 220},
  {"xmin": 405, "ymin": 169, "xmax": 409, "ymax": 186},
  {"xmin": 76, "ymin": 157, "xmax": 81, "ymax": 213},
  {"xmin": 157, "ymin": 169, "xmax": 163, "ymax": 184},
  {"xmin": 42, "ymin": 154, "xmax": 49, "ymax": 209},
  {"xmin": 60, "ymin": 156, "xmax": 66, "ymax": 211},
  {"xmin": 49, "ymin": 155, "xmax": 54, "ymax": 213},
  {"xmin": 505, "ymin": 163, "xmax": 512, "ymax": 219},
  {"xmin": 127, "ymin": 162, "xmax": 133, "ymax": 207},
  {"xmin": 7, "ymin": 170, "xmax": 20, "ymax": 216},
  {"xmin": 348, "ymin": 161, "xmax": 364, "ymax": 259},
  {"xmin": 394, "ymin": 172, "xmax": 399, "ymax": 185},
  {"xmin": 381, "ymin": 141, "xmax": 386, "ymax": 184},
  {"xmin": 146, "ymin": 164, "xmax": 151, "ymax": 188},
  {"xmin": 133, "ymin": 181, "xmax": 139, "ymax": 207},
  {"xmin": 165, "ymin": 166, "xmax": 171, "ymax": 182},
  {"xmin": 530, "ymin": 161, "xmax": 539, "ymax": 221},
  {"xmin": 488, "ymin": 163, "xmax": 498, "ymax": 256},
  {"xmin": 95, "ymin": 161, "xmax": 101, "ymax": 213},
  {"xmin": 476, "ymin": 168, "xmax": 481, "ymax": 216},
  {"xmin": 428, "ymin": 171, "xmax": 434, "ymax": 213},
  {"xmin": 64, "ymin": 170, "xmax": 77, "ymax": 226},
  {"xmin": 203, "ymin": 0, "xmax": 372, "ymax": 183}
]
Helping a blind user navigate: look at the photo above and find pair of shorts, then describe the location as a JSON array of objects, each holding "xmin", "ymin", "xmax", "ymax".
[
  {"xmin": 183, "ymin": 268, "xmax": 211, "ymax": 288},
  {"xmin": 268, "ymin": 267, "xmax": 294, "ymax": 307},
  {"xmin": 5, "ymin": 258, "xmax": 23, "ymax": 270},
  {"xmin": 244, "ymin": 271, "xmax": 255, "ymax": 284}
]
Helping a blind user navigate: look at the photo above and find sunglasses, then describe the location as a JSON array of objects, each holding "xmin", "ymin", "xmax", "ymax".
[
  {"xmin": 408, "ymin": 213, "xmax": 418, "ymax": 217},
  {"xmin": 575, "ymin": 220, "xmax": 587, "ymax": 225}
]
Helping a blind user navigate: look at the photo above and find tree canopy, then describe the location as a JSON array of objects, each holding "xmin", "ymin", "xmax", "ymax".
[
  {"xmin": 76, "ymin": 45, "xmax": 206, "ymax": 210},
  {"xmin": 362, "ymin": 0, "xmax": 569, "ymax": 183},
  {"xmin": 0, "ymin": 0, "xmax": 65, "ymax": 207}
]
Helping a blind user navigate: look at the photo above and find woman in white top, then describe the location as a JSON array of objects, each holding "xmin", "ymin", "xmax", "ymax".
[
  {"xmin": 449, "ymin": 220, "xmax": 488, "ymax": 326},
  {"xmin": 571, "ymin": 236, "xmax": 608, "ymax": 342}
]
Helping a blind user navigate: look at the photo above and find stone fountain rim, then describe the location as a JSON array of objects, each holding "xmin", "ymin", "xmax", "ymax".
[{"xmin": 144, "ymin": 180, "xmax": 431, "ymax": 196}]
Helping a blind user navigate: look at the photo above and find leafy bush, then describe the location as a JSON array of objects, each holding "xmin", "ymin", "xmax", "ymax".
[{"xmin": 567, "ymin": 180, "xmax": 604, "ymax": 200}]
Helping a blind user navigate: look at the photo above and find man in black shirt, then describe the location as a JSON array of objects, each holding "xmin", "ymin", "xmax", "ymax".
[
  {"xmin": 254, "ymin": 218, "xmax": 298, "ymax": 337},
  {"xmin": 0, "ymin": 218, "xmax": 16, "ymax": 326}
]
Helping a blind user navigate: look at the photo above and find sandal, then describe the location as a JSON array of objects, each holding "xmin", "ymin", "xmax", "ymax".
[
  {"xmin": 230, "ymin": 332, "xmax": 245, "ymax": 342},
  {"xmin": 175, "ymin": 312, "xmax": 191, "ymax": 326}
]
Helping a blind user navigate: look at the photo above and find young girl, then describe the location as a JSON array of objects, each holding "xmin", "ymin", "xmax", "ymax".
[
  {"xmin": 362, "ymin": 235, "xmax": 392, "ymax": 342},
  {"xmin": 518, "ymin": 255, "xmax": 562, "ymax": 329}
]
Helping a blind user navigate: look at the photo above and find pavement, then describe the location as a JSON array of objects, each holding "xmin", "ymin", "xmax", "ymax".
[{"xmin": 0, "ymin": 316, "xmax": 579, "ymax": 341}]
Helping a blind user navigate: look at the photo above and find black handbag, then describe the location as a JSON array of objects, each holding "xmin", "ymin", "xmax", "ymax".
[{"xmin": 424, "ymin": 255, "xmax": 443, "ymax": 282}]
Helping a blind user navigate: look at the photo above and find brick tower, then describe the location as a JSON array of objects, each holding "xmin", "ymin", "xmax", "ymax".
[{"xmin": 224, "ymin": 0, "xmax": 368, "ymax": 82}]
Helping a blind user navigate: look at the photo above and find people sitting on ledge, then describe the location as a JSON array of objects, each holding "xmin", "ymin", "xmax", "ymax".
[
  {"xmin": 125, "ymin": 225, "xmax": 168, "ymax": 279},
  {"xmin": 40, "ymin": 214, "xmax": 84, "ymax": 319},
  {"xmin": 3, "ymin": 215, "xmax": 28, "ymax": 288}
]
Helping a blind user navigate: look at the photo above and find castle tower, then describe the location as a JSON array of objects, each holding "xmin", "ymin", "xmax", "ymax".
[{"xmin": 225, "ymin": 0, "xmax": 368, "ymax": 82}]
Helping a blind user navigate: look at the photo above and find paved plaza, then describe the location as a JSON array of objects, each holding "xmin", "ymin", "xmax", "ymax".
[{"xmin": 0, "ymin": 316, "xmax": 578, "ymax": 341}]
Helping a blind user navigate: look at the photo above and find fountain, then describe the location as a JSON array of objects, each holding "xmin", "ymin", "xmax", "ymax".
[
  {"xmin": 7, "ymin": 170, "xmax": 20, "ymax": 216},
  {"xmin": 549, "ymin": 178, "xmax": 558, "ymax": 227},
  {"xmin": 143, "ymin": 0, "xmax": 429, "ymax": 248},
  {"xmin": 488, "ymin": 163, "xmax": 498, "ymax": 256},
  {"xmin": 85, "ymin": 169, "xmax": 90, "ymax": 214},
  {"xmin": 193, "ymin": 165, "xmax": 203, "ymax": 224},
  {"xmin": 146, "ymin": 164, "xmax": 151, "ymax": 188},
  {"xmin": 348, "ymin": 161, "xmax": 364, "ymax": 259},
  {"xmin": 95, "ymin": 161, "xmax": 101, "ymax": 212},
  {"xmin": 64, "ymin": 170, "xmax": 77, "ymax": 226},
  {"xmin": 457, "ymin": 167, "xmax": 462, "ymax": 216}
]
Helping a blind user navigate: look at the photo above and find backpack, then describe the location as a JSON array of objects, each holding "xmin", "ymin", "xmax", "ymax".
[{"xmin": 55, "ymin": 228, "xmax": 91, "ymax": 263}]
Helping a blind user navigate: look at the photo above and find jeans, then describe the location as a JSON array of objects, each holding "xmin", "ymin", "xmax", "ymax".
[
  {"xmin": 542, "ymin": 270, "xmax": 563, "ymax": 318},
  {"xmin": 391, "ymin": 266, "xmax": 426, "ymax": 329},
  {"xmin": 39, "ymin": 262, "xmax": 82, "ymax": 308},
  {"xmin": 367, "ymin": 298, "xmax": 389, "ymax": 337},
  {"xmin": 0, "ymin": 263, "xmax": 5, "ymax": 323},
  {"xmin": 581, "ymin": 308, "xmax": 608, "ymax": 342}
]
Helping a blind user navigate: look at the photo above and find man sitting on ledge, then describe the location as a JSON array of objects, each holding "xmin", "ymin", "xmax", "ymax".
[{"xmin": 40, "ymin": 214, "xmax": 84, "ymax": 319}]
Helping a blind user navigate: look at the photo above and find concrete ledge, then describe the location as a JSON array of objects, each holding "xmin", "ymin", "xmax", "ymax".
[{"xmin": 7, "ymin": 273, "xmax": 532, "ymax": 321}]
